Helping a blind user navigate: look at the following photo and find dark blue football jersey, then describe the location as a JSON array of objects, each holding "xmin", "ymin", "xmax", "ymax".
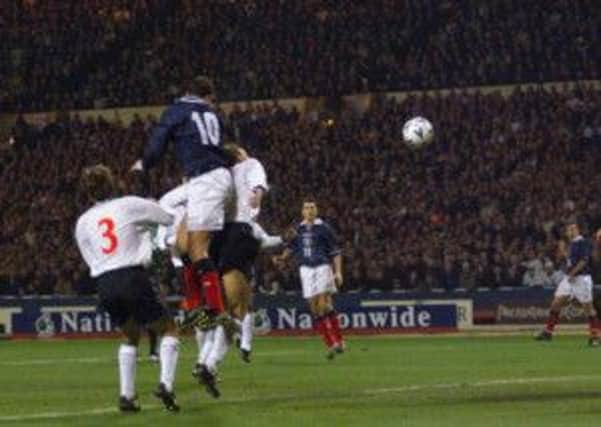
[
  {"xmin": 143, "ymin": 95, "xmax": 229, "ymax": 177},
  {"xmin": 568, "ymin": 236, "xmax": 593, "ymax": 275},
  {"xmin": 288, "ymin": 218, "xmax": 340, "ymax": 267}
]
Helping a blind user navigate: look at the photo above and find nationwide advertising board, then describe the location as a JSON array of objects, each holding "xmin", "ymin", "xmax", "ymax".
[{"xmin": 0, "ymin": 293, "xmax": 472, "ymax": 338}]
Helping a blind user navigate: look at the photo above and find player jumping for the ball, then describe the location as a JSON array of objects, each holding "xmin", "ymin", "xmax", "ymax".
[{"xmin": 133, "ymin": 76, "xmax": 233, "ymax": 331}]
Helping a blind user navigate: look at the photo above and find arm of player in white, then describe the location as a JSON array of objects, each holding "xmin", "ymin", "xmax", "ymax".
[
  {"xmin": 247, "ymin": 158, "xmax": 269, "ymax": 209},
  {"xmin": 127, "ymin": 197, "xmax": 174, "ymax": 226},
  {"xmin": 251, "ymin": 221, "xmax": 283, "ymax": 249}
]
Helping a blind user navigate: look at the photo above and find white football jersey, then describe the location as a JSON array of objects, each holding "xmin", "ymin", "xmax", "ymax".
[
  {"xmin": 75, "ymin": 196, "xmax": 173, "ymax": 277},
  {"xmin": 231, "ymin": 157, "xmax": 268, "ymax": 223}
]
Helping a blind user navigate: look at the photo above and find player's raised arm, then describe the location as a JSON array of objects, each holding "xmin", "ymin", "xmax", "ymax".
[{"xmin": 141, "ymin": 107, "xmax": 181, "ymax": 171}]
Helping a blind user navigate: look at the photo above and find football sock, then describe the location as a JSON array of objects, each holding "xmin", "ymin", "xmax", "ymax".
[
  {"xmin": 118, "ymin": 344, "xmax": 137, "ymax": 399},
  {"xmin": 194, "ymin": 259, "xmax": 225, "ymax": 313},
  {"xmin": 159, "ymin": 336, "xmax": 179, "ymax": 392},
  {"xmin": 206, "ymin": 325, "xmax": 229, "ymax": 373},
  {"xmin": 195, "ymin": 327, "xmax": 205, "ymax": 359},
  {"xmin": 544, "ymin": 310, "xmax": 560, "ymax": 333},
  {"xmin": 316, "ymin": 316, "xmax": 335, "ymax": 348},
  {"xmin": 328, "ymin": 311, "xmax": 344, "ymax": 345},
  {"xmin": 181, "ymin": 264, "xmax": 202, "ymax": 310},
  {"xmin": 240, "ymin": 312, "xmax": 254, "ymax": 352},
  {"xmin": 200, "ymin": 328, "xmax": 215, "ymax": 365},
  {"xmin": 588, "ymin": 316, "xmax": 600, "ymax": 337}
]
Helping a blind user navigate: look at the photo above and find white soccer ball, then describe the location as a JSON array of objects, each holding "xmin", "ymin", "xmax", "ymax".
[{"xmin": 402, "ymin": 116, "xmax": 434, "ymax": 148}]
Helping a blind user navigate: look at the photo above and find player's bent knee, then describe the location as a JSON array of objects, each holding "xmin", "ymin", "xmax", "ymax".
[{"xmin": 187, "ymin": 231, "xmax": 211, "ymax": 259}]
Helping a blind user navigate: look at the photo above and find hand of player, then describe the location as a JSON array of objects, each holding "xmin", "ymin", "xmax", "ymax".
[
  {"xmin": 334, "ymin": 272, "xmax": 343, "ymax": 289},
  {"xmin": 596, "ymin": 229, "xmax": 601, "ymax": 242},
  {"xmin": 282, "ymin": 227, "xmax": 297, "ymax": 243},
  {"xmin": 130, "ymin": 159, "xmax": 144, "ymax": 172}
]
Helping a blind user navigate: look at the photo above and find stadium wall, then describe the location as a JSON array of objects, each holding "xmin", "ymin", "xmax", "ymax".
[{"xmin": 0, "ymin": 288, "xmax": 590, "ymax": 339}]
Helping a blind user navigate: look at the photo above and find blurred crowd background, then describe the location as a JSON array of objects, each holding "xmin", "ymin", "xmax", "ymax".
[
  {"xmin": 1, "ymin": 0, "xmax": 599, "ymax": 110},
  {"xmin": 1, "ymin": 0, "xmax": 601, "ymax": 295}
]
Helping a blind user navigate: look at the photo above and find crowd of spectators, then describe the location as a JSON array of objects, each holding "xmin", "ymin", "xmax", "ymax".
[
  {"xmin": 1, "ymin": 0, "xmax": 600, "ymax": 112},
  {"xmin": 2, "ymin": 83, "xmax": 601, "ymax": 295}
]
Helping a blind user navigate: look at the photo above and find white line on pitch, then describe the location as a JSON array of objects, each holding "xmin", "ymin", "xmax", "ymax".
[
  {"xmin": 0, "ymin": 350, "xmax": 303, "ymax": 367},
  {"xmin": 1, "ymin": 374, "xmax": 600, "ymax": 422}
]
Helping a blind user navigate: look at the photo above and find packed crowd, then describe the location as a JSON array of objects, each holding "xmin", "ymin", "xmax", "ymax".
[
  {"xmin": 2, "ymin": 84, "xmax": 601, "ymax": 295},
  {"xmin": 2, "ymin": 0, "xmax": 599, "ymax": 112}
]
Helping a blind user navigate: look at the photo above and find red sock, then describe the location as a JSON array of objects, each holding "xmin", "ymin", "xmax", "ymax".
[
  {"xmin": 328, "ymin": 312, "xmax": 344, "ymax": 345},
  {"xmin": 588, "ymin": 316, "xmax": 600, "ymax": 337},
  {"xmin": 316, "ymin": 317, "xmax": 334, "ymax": 348},
  {"xmin": 181, "ymin": 264, "xmax": 202, "ymax": 310},
  {"xmin": 193, "ymin": 259, "xmax": 225, "ymax": 313},
  {"xmin": 545, "ymin": 310, "xmax": 560, "ymax": 333}
]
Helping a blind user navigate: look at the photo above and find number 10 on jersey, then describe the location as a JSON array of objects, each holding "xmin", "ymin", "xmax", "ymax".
[{"xmin": 191, "ymin": 112, "xmax": 220, "ymax": 146}]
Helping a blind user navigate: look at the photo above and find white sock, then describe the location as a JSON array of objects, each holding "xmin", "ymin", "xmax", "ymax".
[
  {"xmin": 159, "ymin": 336, "xmax": 180, "ymax": 392},
  {"xmin": 195, "ymin": 328, "xmax": 206, "ymax": 364},
  {"xmin": 240, "ymin": 312, "xmax": 254, "ymax": 352},
  {"xmin": 118, "ymin": 344, "xmax": 137, "ymax": 399},
  {"xmin": 200, "ymin": 328, "xmax": 215, "ymax": 365},
  {"xmin": 206, "ymin": 325, "xmax": 229, "ymax": 373}
]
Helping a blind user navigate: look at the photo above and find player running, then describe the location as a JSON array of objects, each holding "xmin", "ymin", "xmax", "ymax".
[
  {"xmin": 74, "ymin": 165, "xmax": 180, "ymax": 412},
  {"xmin": 536, "ymin": 221, "xmax": 600, "ymax": 346},
  {"xmin": 274, "ymin": 198, "xmax": 345, "ymax": 359},
  {"xmin": 132, "ymin": 76, "xmax": 233, "ymax": 331}
]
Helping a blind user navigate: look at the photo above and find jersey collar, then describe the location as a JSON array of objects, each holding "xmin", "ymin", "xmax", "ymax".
[
  {"xmin": 177, "ymin": 95, "xmax": 207, "ymax": 104},
  {"xmin": 301, "ymin": 218, "xmax": 323, "ymax": 226}
]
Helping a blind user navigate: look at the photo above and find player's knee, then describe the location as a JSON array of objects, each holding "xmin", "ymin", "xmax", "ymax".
[{"xmin": 188, "ymin": 231, "xmax": 211, "ymax": 252}]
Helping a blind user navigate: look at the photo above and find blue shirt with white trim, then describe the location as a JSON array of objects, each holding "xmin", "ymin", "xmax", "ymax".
[
  {"xmin": 289, "ymin": 218, "xmax": 340, "ymax": 267},
  {"xmin": 143, "ymin": 95, "xmax": 229, "ymax": 178}
]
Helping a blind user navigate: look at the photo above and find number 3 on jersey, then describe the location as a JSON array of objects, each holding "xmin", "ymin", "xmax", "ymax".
[
  {"xmin": 98, "ymin": 218, "xmax": 118, "ymax": 254},
  {"xmin": 191, "ymin": 111, "xmax": 220, "ymax": 146}
]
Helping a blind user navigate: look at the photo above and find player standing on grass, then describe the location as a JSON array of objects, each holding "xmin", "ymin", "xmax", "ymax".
[
  {"xmin": 536, "ymin": 221, "xmax": 600, "ymax": 346},
  {"xmin": 132, "ymin": 75, "xmax": 233, "ymax": 332},
  {"xmin": 274, "ymin": 198, "xmax": 345, "ymax": 359},
  {"xmin": 74, "ymin": 165, "xmax": 180, "ymax": 412}
]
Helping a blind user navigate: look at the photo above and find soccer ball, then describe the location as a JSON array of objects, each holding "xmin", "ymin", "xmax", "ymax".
[{"xmin": 402, "ymin": 116, "xmax": 434, "ymax": 148}]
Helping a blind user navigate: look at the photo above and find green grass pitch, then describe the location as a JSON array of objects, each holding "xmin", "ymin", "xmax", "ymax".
[{"xmin": 1, "ymin": 334, "xmax": 601, "ymax": 426}]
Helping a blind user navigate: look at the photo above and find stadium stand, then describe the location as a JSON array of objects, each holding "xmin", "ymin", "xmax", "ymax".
[
  {"xmin": 1, "ymin": 0, "xmax": 599, "ymax": 111},
  {"xmin": 2, "ymin": 85, "xmax": 601, "ymax": 295}
]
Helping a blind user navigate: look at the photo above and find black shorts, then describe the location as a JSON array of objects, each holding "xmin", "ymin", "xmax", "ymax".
[
  {"xmin": 96, "ymin": 266, "xmax": 168, "ymax": 327},
  {"xmin": 210, "ymin": 222, "xmax": 260, "ymax": 280}
]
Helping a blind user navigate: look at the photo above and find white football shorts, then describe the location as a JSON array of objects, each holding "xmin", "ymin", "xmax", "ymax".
[
  {"xmin": 300, "ymin": 264, "xmax": 337, "ymax": 299},
  {"xmin": 554, "ymin": 274, "xmax": 593, "ymax": 304},
  {"xmin": 186, "ymin": 167, "xmax": 233, "ymax": 231}
]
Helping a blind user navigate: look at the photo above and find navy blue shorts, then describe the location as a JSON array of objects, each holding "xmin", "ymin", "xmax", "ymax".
[
  {"xmin": 96, "ymin": 266, "xmax": 168, "ymax": 327},
  {"xmin": 210, "ymin": 222, "xmax": 260, "ymax": 280}
]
